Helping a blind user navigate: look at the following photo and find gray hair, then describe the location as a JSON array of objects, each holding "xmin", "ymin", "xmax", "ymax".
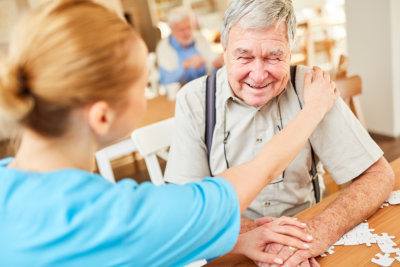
[
  {"xmin": 166, "ymin": 6, "xmax": 192, "ymax": 27},
  {"xmin": 220, "ymin": 0, "xmax": 296, "ymax": 48}
]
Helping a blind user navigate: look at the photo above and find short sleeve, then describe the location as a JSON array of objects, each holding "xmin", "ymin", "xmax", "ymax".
[
  {"xmin": 164, "ymin": 77, "xmax": 212, "ymax": 184},
  {"xmin": 310, "ymin": 99, "xmax": 383, "ymax": 184},
  {"xmin": 292, "ymin": 66, "xmax": 383, "ymax": 184}
]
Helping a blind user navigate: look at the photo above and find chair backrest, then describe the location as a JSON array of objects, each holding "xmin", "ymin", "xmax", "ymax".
[
  {"xmin": 335, "ymin": 54, "xmax": 348, "ymax": 79},
  {"xmin": 131, "ymin": 118, "xmax": 174, "ymax": 185},
  {"xmin": 335, "ymin": 75, "xmax": 367, "ymax": 128},
  {"xmin": 95, "ymin": 139, "xmax": 137, "ymax": 183}
]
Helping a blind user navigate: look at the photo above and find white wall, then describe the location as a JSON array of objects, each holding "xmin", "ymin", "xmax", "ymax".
[
  {"xmin": 391, "ymin": 0, "xmax": 400, "ymax": 135},
  {"xmin": 346, "ymin": 0, "xmax": 400, "ymax": 137},
  {"xmin": 293, "ymin": 0, "xmax": 325, "ymax": 10}
]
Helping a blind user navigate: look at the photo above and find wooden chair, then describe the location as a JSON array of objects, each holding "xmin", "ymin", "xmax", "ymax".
[
  {"xmin": 94, "ymin": 96, "xmax": 175, "ymax": 183},
  {"xmin": 95, "ymin": 139, "xmax": 137, "ymax": 183},
  {"xmin": 291, "ymin": 22, "xmax": 309, "ymax": 66},
  {"xmin": 131, "ymin": 118, "xmax": 207, "ymax": 267},
  {"xmin": 131, "ymin": 118, "xmax": 174, "ymax": 185},
  {"xmin": 335, "ymin": 75, "xmax": 367, "ymax": 128},
  {"xmin": 292, "ymin": 19, "xmax": 338, "ymax": 69},
  {"xmin": 335, "ymin": 54, "xmax": 348, "ymax": 79}
]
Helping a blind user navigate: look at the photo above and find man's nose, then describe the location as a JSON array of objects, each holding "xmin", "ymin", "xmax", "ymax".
[
  {"xmin": 249, "ymin": 60, "xmax": 268, "ymax": 84},
  {"xmin": 183, "ymin": 29, "xmax": 192, "ymax": 38}
]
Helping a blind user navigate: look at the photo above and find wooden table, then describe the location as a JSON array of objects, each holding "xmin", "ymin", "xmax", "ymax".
[
  {"xmin": 138, "ymin": 95, "xmax": 175, "ymax": 127},
  {"xmin": 206, "ymin": 157, "xmax": 400, "ymax": 266}
]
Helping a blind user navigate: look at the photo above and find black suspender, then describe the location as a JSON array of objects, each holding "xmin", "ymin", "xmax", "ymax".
[
  {"xmin": 205, "ymin": 73, "xmax": 217, "ymax": 176},
  {"xmin": 205, "ymin": 67, "xmax": 321, "ymax": 203},
  {"xmin": 290, "ymin": 66, "xmax": 321, "ymax": 203}
]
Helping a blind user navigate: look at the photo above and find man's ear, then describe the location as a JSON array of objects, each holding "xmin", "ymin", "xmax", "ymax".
[
  {"xmin": 223, "ymin": 45, "xmax": 228, "ymax": 65},
  {"xmin": 86, "ymin": 101, "xmax": 116, "ymax": 137}
]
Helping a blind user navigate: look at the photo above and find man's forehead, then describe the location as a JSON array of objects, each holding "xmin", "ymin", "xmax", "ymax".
[
  {"xmin": 173, "ymin": 18, "xmax": 191, "ymax": 29},
  {"xmin": 233, "ymin": 47, "xmax": 285, "ymax": 54},
  {"xmin": 228, "ymin": 23, "xmax": 288, "ymax": 42}
]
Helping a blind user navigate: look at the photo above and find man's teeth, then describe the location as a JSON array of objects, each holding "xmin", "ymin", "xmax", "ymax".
[{"xmin": 248, "ymin": 84, "xmax": 267, "ymax": 88}]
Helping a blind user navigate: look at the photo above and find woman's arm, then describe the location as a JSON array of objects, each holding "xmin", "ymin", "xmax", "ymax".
[{"xmin": 219, "ymin": 67, "xmax": 339, "ymax": 213}]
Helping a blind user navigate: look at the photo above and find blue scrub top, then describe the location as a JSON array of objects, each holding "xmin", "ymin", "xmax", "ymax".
[{"xmin": 0, "ymin": 158, "xmax": 240, "ymax": 266}]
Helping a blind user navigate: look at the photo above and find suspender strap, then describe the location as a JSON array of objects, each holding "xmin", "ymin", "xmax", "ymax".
[
  {"xmin": 310, "ymin": 147, "xmax": 320, "ymax": 203},
  {"xmin": 290, "ymin": 65, "xmax": 321, "ymax": 203},
  {"xmin": 290, "ymin": 65, "xmax": 297, "ymax": 96},
  {"xmin": 205, "ymin": 73, "xmax": 217, "ymax": 176}
]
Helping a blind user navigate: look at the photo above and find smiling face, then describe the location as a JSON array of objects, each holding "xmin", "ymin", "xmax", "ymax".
[{"xmin": 224, "ymin": 23, "xmax": 291, "ymax": 106}]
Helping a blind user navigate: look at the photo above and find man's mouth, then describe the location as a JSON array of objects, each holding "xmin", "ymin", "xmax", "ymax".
[{"xmin": 245, "ymin": 82, "xmax": 271, "ymax": 89}]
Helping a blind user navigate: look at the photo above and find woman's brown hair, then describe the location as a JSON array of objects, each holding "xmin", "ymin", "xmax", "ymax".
[{"xmin": 0, "ymin": 0, "xmax": 145, "ymax": 137}]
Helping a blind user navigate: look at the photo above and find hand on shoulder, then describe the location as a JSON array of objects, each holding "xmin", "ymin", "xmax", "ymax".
[{"xmin": 302, "ymin": 66, "xmax": 340, "ymax": 117}]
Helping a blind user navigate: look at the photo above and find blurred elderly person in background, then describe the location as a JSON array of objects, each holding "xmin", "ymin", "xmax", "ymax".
[{"xmin": 156, "ymin": 6, "xmax": 223, "ymax": 86}]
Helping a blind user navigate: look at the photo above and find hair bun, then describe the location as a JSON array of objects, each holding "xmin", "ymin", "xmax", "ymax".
[{"xmin": 0, "ymin": 63, "xmax": 34, "ymax": 122}]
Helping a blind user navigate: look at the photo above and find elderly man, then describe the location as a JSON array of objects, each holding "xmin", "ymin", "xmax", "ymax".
[
  {"xmin": 165, "ymin": 0, "xmax": 394, "ymax": 265},
  {"xmin": 156, "ymin": 6, "xmax": 223, "ymax": 86}
]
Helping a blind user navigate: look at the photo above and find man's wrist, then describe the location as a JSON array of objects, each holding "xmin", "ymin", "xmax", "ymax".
[
  {"xmin": 182, "ymin": 60, "xmax": 190, "ymax": 69},
  {"xmin": 240, "ymin": 216, "xmax": 256, "ymax": 233},
  {"xmin": 306, "ymin": 216, "xmax": 339, "ymax": 253}
]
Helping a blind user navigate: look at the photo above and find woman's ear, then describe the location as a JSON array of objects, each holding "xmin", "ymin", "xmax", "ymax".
[{"xmin": 86, "ymin": 101, "xmax": 116, "ymax": 137}]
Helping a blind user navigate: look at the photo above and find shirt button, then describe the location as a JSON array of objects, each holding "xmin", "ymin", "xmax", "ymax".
[
  {"xmin": 257, "ymin": 138, "xmax": 262, "ymax": 143},
  {"xmin": 263, "ymin": 201, "xmax": 271, "ymax": 207}
]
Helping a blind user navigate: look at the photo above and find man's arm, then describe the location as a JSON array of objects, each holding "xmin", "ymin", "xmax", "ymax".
[
  {"xmin": 164, "ymin": 80, "xmax": 211, "ymax": 183},
  {"xmin": 275, "ymin": 156, "xmax": 394, "ymax": 267},
  {"xmin": 158, "ymin": 65, "xmax": 185, "ymax": 85},
  {"xmin": 192, "ymin": 32, "xmax": 223, "ymax": 72},
  {"xmin": 156, "ymin": 39, "xmax": 187, "ymax": 85},
  {"xmin": 240, "ymin": 216, "xmax": 257, "ymax": 233}
]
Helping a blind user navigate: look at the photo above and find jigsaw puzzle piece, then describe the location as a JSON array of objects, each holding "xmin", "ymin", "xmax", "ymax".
[{"xmin": 371, "ymin": 253, "xmax": 395, "ymax": 267}]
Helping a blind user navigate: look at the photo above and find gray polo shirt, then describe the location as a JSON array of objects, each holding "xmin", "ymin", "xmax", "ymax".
[{"xmin": 165, "ymin": 66, "xmax": 383, "ymax": 219}]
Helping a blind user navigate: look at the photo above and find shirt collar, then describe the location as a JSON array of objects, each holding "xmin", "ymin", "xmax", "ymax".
[
  {"xmin": 218, "ymin": 67, "xmax": 239, "ymax": 105},
  {"xmin": 169, "ymin": 35, "xmax": 194, "ymax": 50}
]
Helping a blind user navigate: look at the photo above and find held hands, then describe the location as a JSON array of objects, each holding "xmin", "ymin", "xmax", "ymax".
[
  {"xmin": 302, "ymin": 66, "xmax": 340, "ymax": 117},
  {"xmin": 182, "ymin": 54, "xmax": 206, "ymax": 69},
  {"xmin": 260, "ymin": 217, "xmax": 332, "ymax": 267},
  {"xmin": 232, "ymin": 217, "xmax": 313, "ymax": 265}
]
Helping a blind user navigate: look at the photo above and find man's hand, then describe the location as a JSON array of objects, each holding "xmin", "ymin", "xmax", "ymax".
[
  {"xmin": 261, "ymin": 157, "xmax": 394, "ymax": 267},
  {"xmin": 240, "ymin": 216, "xmax": 257, "ymax": 233},
  {"xmin": 260, "ymin": 218, "xmax": 329, "ymax": 267},
  {"xmin": 182, "ymin": 54, "xmax": 205, "ymax": 69},
  {"xmin": 232, "ymin": 217, "xmax": 313, "ymax": 265}
]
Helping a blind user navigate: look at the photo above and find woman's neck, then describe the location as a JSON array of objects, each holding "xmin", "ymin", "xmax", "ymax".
[{"xmin": 9, "ymin": 129, "xmax": 97, "ymax": 173}]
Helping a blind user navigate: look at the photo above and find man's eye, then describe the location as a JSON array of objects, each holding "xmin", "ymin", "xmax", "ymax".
[
  {"xmin": 267, "ymin": 58, "xmax": 280, "ymax": 64},
  {"xmin": 238, "ymin": 57, "xmax": 252, "ymax": 62}
]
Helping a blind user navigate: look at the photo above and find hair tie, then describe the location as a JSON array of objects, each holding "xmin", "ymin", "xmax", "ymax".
[{"xmin": 18, "ymin": 69, "xmax": 30, "ymax": 96}]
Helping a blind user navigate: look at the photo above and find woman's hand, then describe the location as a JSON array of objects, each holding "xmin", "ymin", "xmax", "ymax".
[
  {"xmin": 231, "ymin": 217, "xmax": 313, "ymax": 265},
  {"xmin": 302, "ymin": 66, "xmax": 340, "ymax": 117}
]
